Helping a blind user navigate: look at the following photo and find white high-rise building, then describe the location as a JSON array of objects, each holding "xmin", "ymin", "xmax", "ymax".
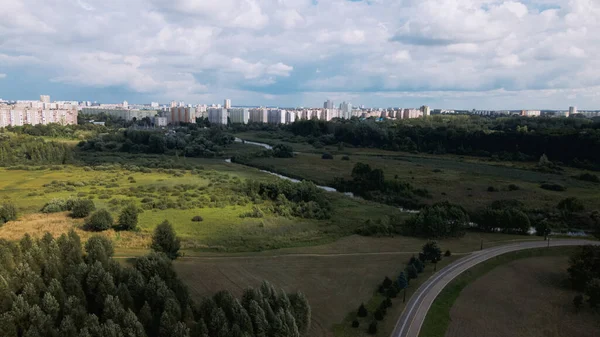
[
  {"xmin": 340, "ymin": 102, "xmax": 352, "ymax": 119},
  {"xmin": 229, "ymin": 108, "xmax": 249, "ymax": 124},
  {"xmin": 267, "ymin": 109, "xmax": 286, "ymax": 124},
  {"xmin": 285, "ymin": 110, "xmax": 296, "ymax": 124},
  {"xmin": 40, "ymin": 95, "xmax": 50, "ymax": 103},
  {"xmin": 568, "ymin": 106, "xmax": 577, "ymax": 117},
  {"xmin": 249, "ymin": 108, "xmax": 268, "ymax": 123},
  {"xmin": 323, "ymin": 100, "xmax": 334, "ymax": 109},
  {"xmin": 208, "ymin": 107, "xmax": 228, "ymax": 125},
  {"xmin": 420, "ymin": 105, "xmax": 430, "ymax": 116},
  {"xmin": 224, "ymin": 99, "xmax": 231, "ymax": 109}
]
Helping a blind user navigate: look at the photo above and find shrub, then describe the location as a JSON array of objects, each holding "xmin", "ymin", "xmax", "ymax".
[
  {"xmin": 351, "ymin": 320, "xmax": 359, "ymax": 328},
  {"xmin": 71, "ymin": 199, "xmax": 96, "ymax": 218},
  {"xmin": 445, "ymin": 249, "xmax": 452, "ymax": 257},
  {"xmin": 487, "ymin": 186, "xmax": 498, "ymax": 192},
  {"xmin": 540, "ymin": 183, "xmax": 566, "ymax": 191},
  {"xmin": 0, "ymin": 202, "xmax": 17, "ymax": 224},
  {"xmin": 151, "ymin": 220, "xmax": 181, "ymax": 259},
  {"xmin": 321, "ymin": 153, "xmax": 333, "ymax": 160},
  {"xmin": 41, "ymin": 198, "xmax": 69, "ymax": 213},
  {"xmin": 192, "ymin": 215, "xmax": 203, "ymax": 222},
  {"xmin": 374, "ymin": 308, "xmax": 384, "ymax": 320},
  {"xmin": 117, "ymin": 204, "xmax": 139, "ymax": 231},
  {"xmin": 574, "ymin": 294, "xmax": 584, "ymax": 311},
  {"xmin": 557, "ymin": 197, "xmax": 585, "ymax": 213},
  {"xmin": 574, "ymin": 173, "xmax": 600, "ymax": 183},
  {"xmin": 508, "ymin": 184, "xmax": 520, "ymax": 191},
  {"xmin": 272, "ymin": 144, "xmax": 294, "ymax": 158},
  {"xmin": 84, "ymin": 209, "xmax": 114, "ymax": 231},
  {"xmin": 368, "ymin": 321, "xmax": 377, "ymax": 335},
  {"xmin": 341, "ymin": 155, "xmax": 350, "ymax": 161},
  {"xmin": 357, "ymin": 303, "xmax": 368, "ymax": 317}
]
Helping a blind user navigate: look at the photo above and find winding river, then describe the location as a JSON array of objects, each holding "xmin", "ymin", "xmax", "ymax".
[{"xmin": 229, "ymin": 138, "xmax": 421, "ymax": 213}]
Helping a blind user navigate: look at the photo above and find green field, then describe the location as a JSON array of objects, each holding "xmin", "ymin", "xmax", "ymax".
[
  {"xmin": 0, "ymin": 154, "xmax": 406, "ymax": 252},
  {"xmin": 234, "ymin": 134, "xmax": 600, "ymax": 212}
]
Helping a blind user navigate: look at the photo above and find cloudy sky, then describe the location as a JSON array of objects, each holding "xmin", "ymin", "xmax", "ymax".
[{"xmin": 1, "ymin": 0, "xmax": 600, "ymax": 109}]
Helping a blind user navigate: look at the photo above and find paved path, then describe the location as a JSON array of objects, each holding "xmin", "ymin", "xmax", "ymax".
[{"xmin": 391, "ymin": 239, "xmax": 598, "ymax": 337}]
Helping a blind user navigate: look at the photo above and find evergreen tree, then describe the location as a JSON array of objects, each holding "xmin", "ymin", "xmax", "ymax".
[
  {"xmin": 397, "ymin": 272, "xmax": 408, "ymax": 290},
  {"xmin": 151, "ymin": 221, "xmax": 180, "ymax": 260},
  {"xmin": 368, "ymin": 321, "xmax": 377, "ymax": 335},
  {"xmin": 289, "ymin": 292, "xmax": 310, "ymax": 335},
  {"xmin": 248, "ymin": 300, "xmax": 267, "ymax": 337},
  {"xmin": 85, "ymin": 236, "xmax": 114, "ymax": 267},
  {"xmin": 414, "ymin": 259, "xmax": 424, "ymax": 273},
  {"xmin": 406, "ymin": 264, "xmax": 418, "ymax": 281},
  {"xmin": 357, "ymin": 303, "xmax": 368, "ymax": 317}
]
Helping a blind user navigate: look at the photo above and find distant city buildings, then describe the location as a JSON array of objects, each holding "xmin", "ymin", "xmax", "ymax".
[
  {"xmin": 249, "ymin": 108, "xmax": 268, "ymax": 123},
  {"xmin": 340, "ymin": 102, "xmax": 352, "ymax": 119},
  {"xmin": 224, "ymin": 99, "xmax": 231, "ymax": 109},
  {"xmin": 568, "ymin": 106, "xmax": 577, "ymax": 117},
  {"xmin": 521, "ymin": 110, "xmax": 541, "ymax": 117},
  {"xmin": 228, "ymin": 108, "xmax": 249, "ymax": 124},
  {"xmin": 323, "ymin": 100, "xmax": 334, "ymax": 109},
  {"xmin": 420, "ymin": 105, "xmax": 431, "ymax": 116},
  {"xmin": 169, "ymin": 107, "xmax": 194, "ymax": 124},
  {"xmin": 0, "ymin": 96, "xmax": 78, "ymax": 127},
  {"xmin": 208, "ymin": 107, "xmax": 228, "ymax": 125}
]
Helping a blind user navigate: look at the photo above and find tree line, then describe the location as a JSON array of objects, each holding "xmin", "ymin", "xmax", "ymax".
[
  {"xmin": 0, "ymin": 230, "xmax": 311, "ymax": 337},
  {"xmin": 280, "ymin": 117, "xmax": 600, "ymax": 169},
  {"xmin": 0, "ymin": 134, "xmax": 74, "ymax": 166}
]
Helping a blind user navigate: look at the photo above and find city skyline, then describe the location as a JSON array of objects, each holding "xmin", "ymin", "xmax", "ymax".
[{"xmin": 1, "ymin": 1, "xmax": 600, "ymax": 109}]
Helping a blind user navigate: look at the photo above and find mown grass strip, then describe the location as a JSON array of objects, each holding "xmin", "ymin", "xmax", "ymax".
[{"xmin": 418, "ymin": 246, "xmax": 579, "ymax": 337}]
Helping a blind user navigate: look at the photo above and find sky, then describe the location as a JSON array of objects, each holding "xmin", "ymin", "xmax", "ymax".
[{"xmin": 1, "ymin": 0, "xmax": 600, "ymax": 109}]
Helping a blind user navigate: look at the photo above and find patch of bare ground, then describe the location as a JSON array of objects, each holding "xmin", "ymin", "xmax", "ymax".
[{"xmin": 446, "ymin": 256, "xmax": 600, "ymax": 337}]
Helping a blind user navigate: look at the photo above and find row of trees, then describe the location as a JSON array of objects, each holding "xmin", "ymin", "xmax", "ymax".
[
  {"xmin": 283, "ymin": 117, "xmax": 600, "ymax": 168},
  {"xmin": 353, "ymin": 242, "xmax": 444, "ymax": 334},
  {"xmin": 0, "ymin": 229, "xmax": 311, "ymax": 337}
]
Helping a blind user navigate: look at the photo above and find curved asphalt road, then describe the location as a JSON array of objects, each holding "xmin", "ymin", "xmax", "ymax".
[{"xmin": 391, "ymin": 239, "xmax": 599, "ymax": 337}]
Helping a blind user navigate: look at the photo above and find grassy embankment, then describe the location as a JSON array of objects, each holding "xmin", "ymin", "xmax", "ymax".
[{"xmin": 419, "ymin": 246, "xmax": 580, "ymax": 337}]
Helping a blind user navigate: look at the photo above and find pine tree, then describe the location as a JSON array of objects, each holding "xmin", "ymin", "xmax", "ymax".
[
  {"xmin": 138, "ymin": 302, "xmax": 153, "ymax": 333},
  {"xmin": 289, "ymin": 292, "xmax": 310, "ymax": 335},
  {"xmin": 248, "ymin": 300, "xmax": 268, "ymax": 337},
  {"xmin": 406, "ymin": 264, "xmax": 418, "ymax": 281},
  {"xmin": 357, "ymin": 303, "xmax": 368, "ymax": 317},
  {"xmin": 397, "ymin": 272, "xmax": 408, "ymax": 290}
]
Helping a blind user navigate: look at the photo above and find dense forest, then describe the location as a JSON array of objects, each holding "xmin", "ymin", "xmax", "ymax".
[
  {"xmin": 79, "ymin": 127, "xmax": 234, "ymax": 158},
  {"xmin": 0, "ymin": 231, "xmax": 311, "ymax": 337},
  {"xmin": 0, "ymin": 134, "xmax": 74, "ymax": 166},
  {"xmin": 279, "ymin": 117, "xmax": 600, "ymax": 169}
]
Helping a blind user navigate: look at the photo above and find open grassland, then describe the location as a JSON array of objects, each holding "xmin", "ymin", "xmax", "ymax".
[
  {"xmin": 445, "ymin": 255, "xmax": 600, "ymax": 337},
  {"xmin": 175, "ymin": 251, "xmax": 414, "ymax": 337},
  {"xmin": 240, "ymin": 150, "xmax": 600, "ymax": 211},
  {"xmin": 173, "ymin": 234, "xmax": 543, "ymax": 337},
  {"xmin": 0, "ymin": 160, "xmax": 406, "ymax": 252}
]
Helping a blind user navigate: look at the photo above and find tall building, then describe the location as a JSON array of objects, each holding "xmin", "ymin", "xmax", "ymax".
[
  {"xmin": 402, "ymin": 108, "xmax": 422, "ymax": 119},
  {"xmin": 228, "ymin": 108, "xmax": 249, "ymax": 124},
  {"xmin": 568, "ymin": 106, "xmax": 577, "ymax": 117},
  {"xmin": 40, "ymin": 95, "xmax": 50, "ymax": 103},
  {"xmin": 340, "ymin": 102, "xmax": 352, "ymax": 119},
  {"xmin": 224, "ymin": 99, "xmax": 231, "ymax": 109},
  {"xmin": 420, "ymin": 105, "xmax": 430, "ymax": 116},
  {"xmin": 208, "ymin": 108, "xmax": 228, "ymax": 125},
  {"xmin": 267, "ymin": 109, "xmax": 286, "ymax": 124},
  {"xmin": 150, "ymin": 102, "xmax": 159, "ymax": 108},
  {"xmin": 323, "ymin": 100, "xmax": 334, "ymax": 109},
  {"xmin": 169, "ymin": 107, "xmax": 194, "ymax": 124},
  {"xmin": 249, "ymin": 108, "xmax": 268, "ymax": 123}
]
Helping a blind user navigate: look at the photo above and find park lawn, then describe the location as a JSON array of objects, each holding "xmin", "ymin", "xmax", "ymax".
[{"xmin": 240, "ymin": 151, "xmax": 600, "ymax": 212}]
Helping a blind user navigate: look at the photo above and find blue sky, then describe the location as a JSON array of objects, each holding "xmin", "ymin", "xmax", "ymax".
[{"xmin": 1, "ymin": 0, "xmax": 599, "ymax": 109}]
